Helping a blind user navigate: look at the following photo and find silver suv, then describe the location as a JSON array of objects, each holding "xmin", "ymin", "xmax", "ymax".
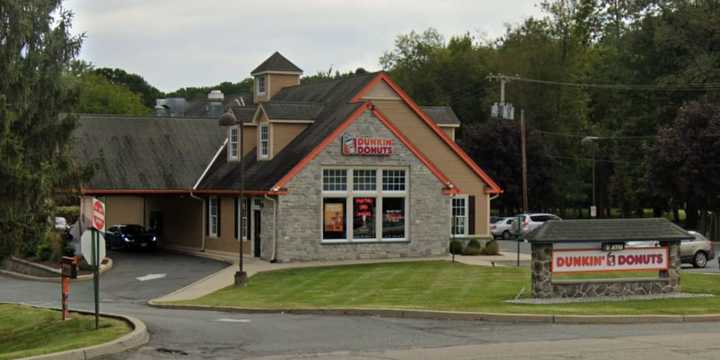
[
  {"xmin": 627, "ymin": 230, "xmax": 716, "ymax": 268},
  {"xmin": 512, "ymin": 213, "xmax": 562, "ymax": 235}
]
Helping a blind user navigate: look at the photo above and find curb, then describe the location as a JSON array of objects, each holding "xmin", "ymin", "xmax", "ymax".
[
  {"xmin": 148, "ymin": 302, "xmax": 720, "ymax": 325},
  {"xmin": 0, "ymin": 258, "xmax": 113, "ymax": 283},
  {"xmin": 5, "ymin": 303, "xmax": 149, "ymax": 360}
]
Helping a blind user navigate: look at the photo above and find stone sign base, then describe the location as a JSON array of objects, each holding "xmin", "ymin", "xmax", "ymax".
[{"xmin": 532, "ymin": 242, "xmax": 681, "ymax": 299}]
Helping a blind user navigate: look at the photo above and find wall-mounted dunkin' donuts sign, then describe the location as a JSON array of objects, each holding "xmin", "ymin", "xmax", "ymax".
[{"xmin": 342, "ymin": 133, "xmax": 392, "ymax": 156}]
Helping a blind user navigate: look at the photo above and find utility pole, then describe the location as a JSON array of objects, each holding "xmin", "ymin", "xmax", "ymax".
[{"xmin": 489, "ymin": 73, "xmax": 527, "ymax": 213}]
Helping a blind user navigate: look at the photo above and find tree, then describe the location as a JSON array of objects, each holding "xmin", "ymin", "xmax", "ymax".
[
  {"xmin": 93, "ymin": 67, "xmax": 163, "ymax": 108},
  {"xmin": 0, "ymin": 0, "xmax": 89, "ymax": 259},
  {"xmin": 646, "ymin": 96, "xmax": 720, "ymax": 229},
  {"xmin": 71, "ymin": 70, "xmax": 150, "ymax": 115},
  {"xmin": 166, "ymin": 79, "xmax": 253, "ymax": 100}
]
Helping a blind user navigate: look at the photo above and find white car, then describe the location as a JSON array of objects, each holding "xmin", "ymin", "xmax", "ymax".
[
  {"xmin": 491, "ymin": 217, "xmax": 515, "ymax": 239},
  {"xmin": 512, "ymin": 213, "xmax": 562, "ymax": 235}
]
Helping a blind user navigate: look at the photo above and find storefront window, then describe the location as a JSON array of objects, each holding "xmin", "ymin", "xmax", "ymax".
[
  {"xmin": 323, "ymin": 198, "xmax": 346, "ymax": 240},
  {"xmin": 382, "ymin": 197, "xmax": 405, "ymax": 239},
  {"xmin": 323, "ymin": 169, "xmax": 347, "ymax": 191},
  {"xmin": 208, "ymin": 197, "xmax": 219, "ymax": 237},
  {"xmin": 382, "ymin": 169, "xmax": 406, "ymax": 191},
  {"xmin": 322, "ymin": 167, "xmax": 407, "ymax": 242},
  {"xmin": 353, "ymin": 169, "xmax": 376, "ymax": 191},
  {"xmin": 353, "ymin": 197, "xmax": 376, "ymax": 239}
]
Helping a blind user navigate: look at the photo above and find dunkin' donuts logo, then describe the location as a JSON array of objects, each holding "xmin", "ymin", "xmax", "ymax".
[{"xmin": 341, "ymin": 133, "xmax": 392, "ymax": 156}]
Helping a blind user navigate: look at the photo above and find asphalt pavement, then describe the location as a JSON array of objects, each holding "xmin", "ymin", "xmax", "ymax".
[{"xmin": 2, "ymin": 249, "xmax": 720, "ymax": 359}]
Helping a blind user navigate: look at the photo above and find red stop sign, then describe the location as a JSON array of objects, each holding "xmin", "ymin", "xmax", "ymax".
[{"xmin": 92, "ymin": 198, "xmax": 105, "ymax": 231}]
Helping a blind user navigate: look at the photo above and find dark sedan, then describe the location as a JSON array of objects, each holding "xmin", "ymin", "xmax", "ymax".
[{"xmin": 106, "ymin": 224, "xmax": 158, "ymax": 250}]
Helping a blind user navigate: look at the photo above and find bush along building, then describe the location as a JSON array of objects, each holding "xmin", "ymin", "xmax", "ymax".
[{"xmin": 76, "ymin": 52, "xmax": 503, "ymax": 262}]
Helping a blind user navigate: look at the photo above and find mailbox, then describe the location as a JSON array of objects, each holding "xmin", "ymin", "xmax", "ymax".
[{"xmin": 60, "ymin": 256, "xmax": 79, "ymax": 279}]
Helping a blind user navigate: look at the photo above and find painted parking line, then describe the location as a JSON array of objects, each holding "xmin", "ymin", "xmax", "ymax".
[
  {"xmin": 216, "ymin": 318, "xmax": 252, "ymax": 323},
  {"xmin": 136, "ymin": 273, "xmax": 167, "ymax": 281}
]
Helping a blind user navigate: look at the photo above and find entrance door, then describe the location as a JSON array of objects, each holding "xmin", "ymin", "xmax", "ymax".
[{"xmin": 253, "ymin": 210, "xmax": 261, "ymax": 257}]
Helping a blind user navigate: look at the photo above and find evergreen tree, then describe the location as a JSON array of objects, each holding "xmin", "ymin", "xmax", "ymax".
[{"xmin": 0, "ymin": 0, "xmax": 88, "ymax": 259}]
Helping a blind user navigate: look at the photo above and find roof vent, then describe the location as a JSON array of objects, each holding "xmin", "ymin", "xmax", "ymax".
[{"xmin": 208, "ymin": 90, "xmax": 224, "ymax": 101}]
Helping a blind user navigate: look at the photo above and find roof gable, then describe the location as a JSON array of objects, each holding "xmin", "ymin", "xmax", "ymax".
[
  {"xmin": 251, "ymin": 52, "xmax": 302, "ymax": 75},
  {"xmin": 353, "ymin": 73, "xmax": 502, "ymax": 194}
]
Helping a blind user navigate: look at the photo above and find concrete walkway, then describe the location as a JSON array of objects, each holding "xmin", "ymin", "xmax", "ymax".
[{"xmin": 151, "ymin": 251, "xmax": 530, "ymax": 303}]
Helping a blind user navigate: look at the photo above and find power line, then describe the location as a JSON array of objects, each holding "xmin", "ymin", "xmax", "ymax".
[{"xmin": 487, "ymin": 74, "xmax": 720, "ymax": 92}]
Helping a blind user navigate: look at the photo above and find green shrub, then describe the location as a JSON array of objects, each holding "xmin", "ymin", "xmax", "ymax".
[
  {"xmin": 481, "ymin": 239, "xmax": 500, "ymax": 255},
  {"xmin": 449, "ymin": 239, "xmax": 464, "ymax": 255},
  {"xmin": 34, "ymin": 232, "xmax": 65, "ymax": 262},
  {"xmin": 463, "ymin": 239, "xmax": 482, "ymax": 255}
]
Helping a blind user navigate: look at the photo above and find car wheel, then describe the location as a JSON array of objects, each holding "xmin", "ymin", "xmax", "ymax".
[
  {"xmin": 502, "ymin": 231, "xmax": 511, "ymax": 240},
  {"xmin": 693, "ymin": 251, "xmax": 708, "ymax": 268}
]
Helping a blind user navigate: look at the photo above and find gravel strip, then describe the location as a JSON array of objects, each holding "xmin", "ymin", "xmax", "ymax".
[{"xmin": 506, "ymin": 292, "xmax": 714, "ymax": 305}]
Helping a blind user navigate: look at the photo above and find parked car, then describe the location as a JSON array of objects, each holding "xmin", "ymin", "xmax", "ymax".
[
  {"xmin": 105, "ymin": 224, "xmax": 158, "ymax": 250},
  {"xmin": 491, "ymin": 217, "xmax": 515, "ymax": 239},
  {"xmin": 54, "ymin": 217, "xmax": 69, "ymax": 231},
  {"xmin": 511, "ymin": 213, "xmax": 562, "ymax": 235},
  {"xmin": 626, "ymin": 230, "xmax": 716, "ymax": 268}
]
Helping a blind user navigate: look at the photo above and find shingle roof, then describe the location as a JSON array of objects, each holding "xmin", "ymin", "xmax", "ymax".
[
  {"xmin": 262, "ymin": 101, "xmax": 324, "ymax": 120},
  {"xmin": 75, "ymin": 115, "xmax": 225, "ymax": 190},
  {"xmin": 199, "ymin": 73, "xmax": 378, "ymax": 191},
  {"xmin": 184, "ymin": 94, "xmax": 253, "ymax": 118},
  {"xmin": 251, "ymin": 52, "xmax": 302, "ymax": 75},
  {"xmin": 526, "ymin": 218, "xmax": 693, "ymax": 243},
  {"xmin": 421, "ymin": 106, "xmax": 460, "ymax": 126}
]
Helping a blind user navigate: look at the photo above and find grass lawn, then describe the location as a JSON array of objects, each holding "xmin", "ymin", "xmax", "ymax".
[
  {"xmin": 179, "ymin": 261, "xmax": 720, "ymax": 315},
  {"xmin": 0, "ymin": 304, "xmax": 131, "ymax": 360}
]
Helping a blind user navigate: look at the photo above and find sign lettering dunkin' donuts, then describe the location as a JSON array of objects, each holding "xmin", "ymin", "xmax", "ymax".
[
  {"xmin": 342, "ymin": 133, "xmax": 392, "ymax": 156},
  {"xmin": 551, "ymin": 247, "xmax": 669, "ymax": 273}
]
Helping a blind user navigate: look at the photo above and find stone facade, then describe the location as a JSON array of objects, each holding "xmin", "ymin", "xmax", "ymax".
[
  {"xmin": 270, "ymin": 110, "xmax": 451, "ymax": 262},
  {"xmin": 531, "ymin": 242, "xmax": 681, "ymax": 298}
]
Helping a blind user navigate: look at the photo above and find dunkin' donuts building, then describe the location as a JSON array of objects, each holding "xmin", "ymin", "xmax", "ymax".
[{"xmin": 77, "ymin": 52, "xmax": 502, "ymax": 262}]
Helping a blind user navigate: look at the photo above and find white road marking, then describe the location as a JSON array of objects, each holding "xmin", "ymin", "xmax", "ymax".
[
  {"xmin": 136, "ymin": 273, "xmax": 167, "ymax": 281},
  {"xmin": 216, "ymin": 318, "xmax": 252, "ymax": 323}
]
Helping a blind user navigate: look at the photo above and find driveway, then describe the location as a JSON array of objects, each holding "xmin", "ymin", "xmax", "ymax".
[{"xmin": 3, "ymin": 250, "xmax": 720, "ymax": 359}]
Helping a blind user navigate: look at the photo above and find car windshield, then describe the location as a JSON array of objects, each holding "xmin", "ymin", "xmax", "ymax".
[{"xmin": 123, "ymin": 225, "xmax": 145, "ymax": 234}]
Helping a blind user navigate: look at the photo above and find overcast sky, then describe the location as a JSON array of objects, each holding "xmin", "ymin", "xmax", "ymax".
[{"xmin": 64, "ymin": 0, "xmax": 543, "ymax": 92}]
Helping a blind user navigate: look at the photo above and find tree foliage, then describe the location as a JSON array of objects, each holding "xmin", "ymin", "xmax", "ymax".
[
  {"xmin": 166, "ymin": 79, "xmax": 253, "ymax": 100},
  {"xmin": 380, "ymin": 0, "xmax": 720, "ymax": 224},
  {"xmin": 93, "ymin": 67, "xmax": 163, "ymax": 108},
  {"xmin": 0, "ymin": 0, "xmax": 90, "ymax": 259},
  {"xmin": 70, "ymin": 67, "xmax": 151, "ymax": 115}
]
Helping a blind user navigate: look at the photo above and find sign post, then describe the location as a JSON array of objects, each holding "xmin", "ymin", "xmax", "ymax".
[{"xmin": 88, "ymin": 198, "xmax": 105, "ymax": 329}]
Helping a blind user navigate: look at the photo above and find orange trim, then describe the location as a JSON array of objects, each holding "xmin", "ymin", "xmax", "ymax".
[
  {"xmin": 81, "ymin": 188, "xmax": 190, "ymax": 195},
  {"xmin": 193, "ymin": 189, "xmax": 287, "ymax": 196},
  {"xmin": 81, "ymin": 188, "xmax": 286, "ymax": 196},
  {"xmin": 371, "ymin": 106, "xmax": 460, "ymax": 194},
  {"xmin": 272, "ymin": 103, "xmax": 369, "ymax": 190},
  {"xmin": 352, "ymin": 73, "xmax": 503, "ymax": 194},
  {"xmin": 271, "ymin": 102, "xmax": 459, "ymax": 195}
]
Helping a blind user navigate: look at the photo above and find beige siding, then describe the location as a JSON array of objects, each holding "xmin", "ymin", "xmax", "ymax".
[
  {"xmin": 105, "ymin": 196, "xmax": 144, "ymax": 227},
  {"xmin": 204, "ymin": 197, "xmax": 250, "ymax": 254},
  {"xmin": 271, "ymin": 123, "xmax": 308, "ymax": 156},
  {"xmin": 242, "ymin": 125, "xmax": 257, "ymax": 155},
  {"xmin": 364, "ymin": 80, "xmax": 401, "ymax": 99},
  {"xmin": 268, "ymin": 74, "xmax": 300, "ymax": 99},
  {"xmin": 441, "ymin": 127, "xmax": 455, "ymax": 141},
  {"xmin": 144, "ymin": 196, "xmax": 203, "ymax": 249},
  {"xmin": 371, "ymin": 99, "xmax": 490, "ymax": 237}
]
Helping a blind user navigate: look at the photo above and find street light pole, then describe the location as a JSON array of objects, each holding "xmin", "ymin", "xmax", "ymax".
[{"xmin": 232, "ymin": 103, "xmax": 248, "ymax": 286}]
